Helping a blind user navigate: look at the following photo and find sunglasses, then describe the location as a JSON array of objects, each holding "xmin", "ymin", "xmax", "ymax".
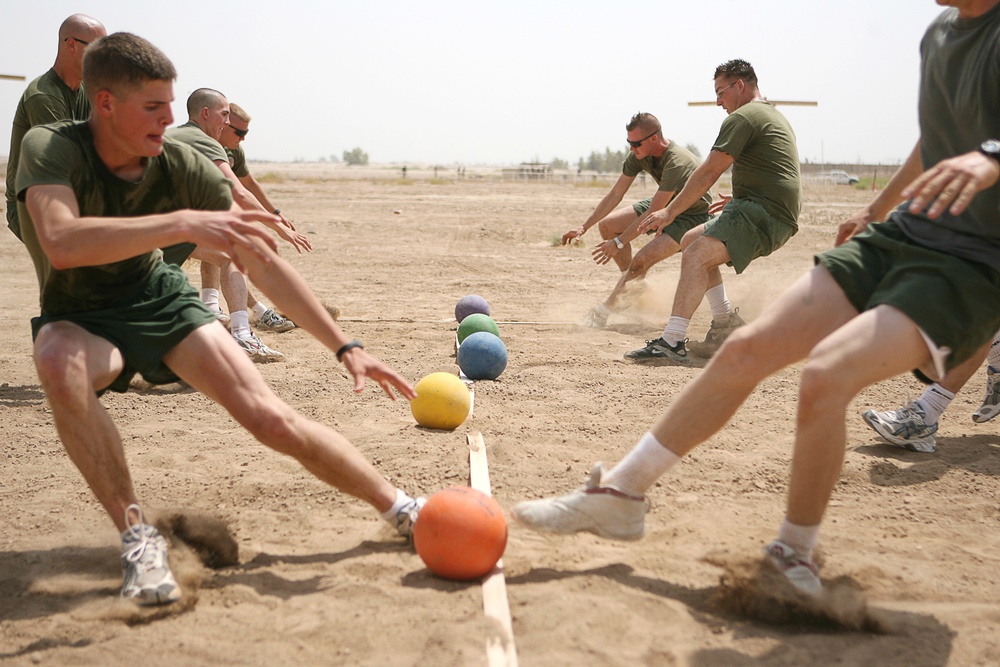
[
  {"xmin": 715, "ymin": 80, "xmax": 740, "ymax": 98},
  {"xmin": 66, "ymin": 37, "xmax": 90, "ymax": 45},
  {"xmin": 228, "ymin": 126, "xmax": 248, "ymax": 138},
  {"xmin": 627, "ymin": 128, "xmax": 660, "ymax": 148}
]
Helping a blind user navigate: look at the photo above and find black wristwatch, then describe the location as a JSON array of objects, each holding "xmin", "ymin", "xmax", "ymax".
[{"xmin": 978, "ymin": 139, "xmax": 1000, "ymax": 162}]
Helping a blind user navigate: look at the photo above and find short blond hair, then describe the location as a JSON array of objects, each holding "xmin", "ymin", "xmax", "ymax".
[{"xmin": 228, "ymin": 103, "xmax": 251, "ymax": 123}]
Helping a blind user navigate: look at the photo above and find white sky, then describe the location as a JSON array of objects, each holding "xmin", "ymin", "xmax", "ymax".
[{"xmin": 1, "ymin": 1, "xmax": 946, "ymax": 167}]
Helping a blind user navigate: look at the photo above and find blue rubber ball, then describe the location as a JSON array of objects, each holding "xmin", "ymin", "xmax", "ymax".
[{"xmin": 458, "ymin": 332, "xmax": 508, "ymax": 380}]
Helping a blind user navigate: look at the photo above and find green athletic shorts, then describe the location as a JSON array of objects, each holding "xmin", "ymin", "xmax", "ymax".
[
  {"xmin": 31, "ymin": 262, "xmax": 217, "ymax": 394},
  {"xmin": 160, "ymin": 242, "xmax": 197, "ymax": 266},
  {"xmin": 702, "ymin": 198, "xmax": 797, "ymax": 274},
  {"xmin": 632, "ymin": 198, "xmax": 711, "ymax": 244},
  {"xmin": 816, "ymin": 218, "xmax": 1000, "ymax": 372}
]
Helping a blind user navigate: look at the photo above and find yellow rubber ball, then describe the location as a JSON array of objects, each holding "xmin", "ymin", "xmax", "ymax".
[{"xmin": 410, "ymin": 372, "xmax": 471, "ymax": 430}]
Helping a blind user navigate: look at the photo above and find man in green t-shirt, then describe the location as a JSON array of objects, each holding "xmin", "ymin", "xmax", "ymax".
[
  {"xmin": 513, "ymin": 6, "xmax": 1000, "ymax": 598},
  {"xmin": 625, "ymin": 60, "xmax": 802, "ymax": 365},
  {"xmin": 167, "ymin": 89, "xmax": 308, "ymax": 360},
  {"xmin": 5, "ymin": 14, "xmax": 106, "ymax": 239},
  {"xmin": 216, "ymin": 102, "xmax": 316, "ymax": 332},
  {"xmin": 15, "ymin": 32, "xmax": 424, "ymax": 607},
  {"xmin": 562, "ymin": 112, "xmax": 713, "ymax": 329}
]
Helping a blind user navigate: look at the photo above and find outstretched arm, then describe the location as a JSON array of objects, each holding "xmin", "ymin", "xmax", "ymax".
[
  {"xmin": 563, "ymin": 173, "xmax": 635, "ymax": 244},
  {"xmin": 227, "ymin": 229, "xmax": 415, "ymax": 400},
  {"xmin": 835, "ymin": 140, "xmax": 923, "ymax": 246},
  {"xmin": 26, "ymin": 184, "xmax": 276, "ymax": 270},
  {"xmin": 239, "ymin": 172, "xmax": 296, "ymax": 230},
  {"xmin": 216, "ymin": 160, "xmax": 312, "ymax": 253},
  {"xmin": 639, "ymin": 150, "xmax": 732, "ymax": 234},
  {"xmin": 591, "ymin": 188, "xmax": 674, "ymax": 266}
]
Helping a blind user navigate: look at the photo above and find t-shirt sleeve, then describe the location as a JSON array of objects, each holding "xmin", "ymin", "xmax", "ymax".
[
  {"xmin": 622, "ymin": 152, "xmax": 642, "ymax": 177},
  {"xmin": 181, "ymin": 148, "xmax": 235, "ymax": 211},
  {"xmin": 15, "ymin": 125, "xmax": 81, "ymax": 201},
  {"xmin": 23, "ymin": 93, "xmax": 70, "ymax": 127},
  {"xmin": 712, "ymin": 113, "xmax": 754, "ymax": 161}
]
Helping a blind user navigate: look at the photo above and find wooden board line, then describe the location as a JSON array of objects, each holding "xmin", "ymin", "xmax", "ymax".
[{"xmin": 468, "ymin": 432, "xmax": 518, "ymax": 667}]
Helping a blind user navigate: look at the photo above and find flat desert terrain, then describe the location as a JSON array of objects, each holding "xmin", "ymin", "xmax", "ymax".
[{"xmin": 2, "ymin": 165, "xmax": 999, "ymax": 666}]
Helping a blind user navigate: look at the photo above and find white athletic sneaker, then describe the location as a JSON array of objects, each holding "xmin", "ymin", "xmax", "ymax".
[
  {"xmin": 972, "ymin": 366, "xmax": 1000, "ymax": 424},
  {"xmin": 233, "ymin": 331, "xmax": 286, "ymax": 363},
  {"xmin": 120, "ymin": 504, "xmax": 181, "ymax": 605},
  {"xmin": 255, "ymin": 308, "xmax": 296, "ymax": 333},
  {"xmin": 392, "ymin": 496, "xmax": 426, "ymax": 538},
  {"xmin": 511, "ymin": 463, "xmax": 647, "ymax": 541},
  {"xmin": 762, "ymin": 539, "xmax": 822, "ymax": 596},
  {"xmin": 861, "ymin": 401, "xmax": 937, "ymax": 453},
  {"xmin": 209, "ymin": 307, "xmax": 230, "ymax": 326},
  {"xmin": 580, "ymin": 305, "xmax": 609, "ymax": 329}
]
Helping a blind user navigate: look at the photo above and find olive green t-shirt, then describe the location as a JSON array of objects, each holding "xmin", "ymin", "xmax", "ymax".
[
  {"xmin": 894, "ymin": 2, "xmax": 1000, "ymax": 272},
  {"xmin": 165, "ymin": 121, "xmax": 228, "ymax": 163},
  {"xmin": 15, "ymin": 120, "xmax": 233, "ymax": 315},
  {"xmin": 622, "ymin": 141, "xmax": 712, "ymax": 216},
  {"xmin": 713, "ymin": 101, "xmax": 802, "ymax": 229},
  {"xmin": 227, "ymin": 145, "xmax": 250, "ymax": 178},
  {"xmin": 6, "ymin": 69, "xmax": 91, "ymax": 239}
]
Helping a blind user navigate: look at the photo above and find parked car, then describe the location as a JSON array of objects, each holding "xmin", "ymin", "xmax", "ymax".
[{"xmin": 820, "ymin": 170, "xmax": 860, "ymax": 185}]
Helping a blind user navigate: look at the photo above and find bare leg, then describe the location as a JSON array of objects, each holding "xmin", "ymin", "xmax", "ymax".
[
  {"xmin": 164, "ymin": 324, "xmax": 396, "ymax": 512},
  {"xmin": 604, "ymin": 233, "xmax": 681, "ymax": 310},
  {"xmin": 193, "ymin": 249, "xmax": 248, "ymax": 318},
  {"xmin": 650, "ymin": 266, "xmax": 858, "ymax": 455},
  {"xmin": 668, "ymin": 234, "xmax": 729, "ymax": 320},
  {"xmin": 788, "ymin": 305, "xmax": 930, "ymax": 525},
  {"xmin": 33, "ymin": 321, "xmax": 135, "ymax": 531}
]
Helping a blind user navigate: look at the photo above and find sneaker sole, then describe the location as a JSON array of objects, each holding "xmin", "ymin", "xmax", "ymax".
[{"xmin": 624, "ymin": 354, "xmax": 692, "ymax": 366}]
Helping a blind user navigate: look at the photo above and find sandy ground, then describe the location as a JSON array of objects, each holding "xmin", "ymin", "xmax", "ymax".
[{"xmin": 2, "ymin": 167, "xmax": 1000, "ymax": 666}]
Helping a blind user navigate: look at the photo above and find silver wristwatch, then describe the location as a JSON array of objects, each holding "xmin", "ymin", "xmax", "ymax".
[
  {"xmin": 978, "ymin": 139, "xmax": 1000, "ymax": 162},
  {"xmin": 613, "ymin": 237, "xmax": 623, "ymax": 249}
]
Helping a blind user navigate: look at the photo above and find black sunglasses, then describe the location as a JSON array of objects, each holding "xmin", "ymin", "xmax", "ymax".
[
  {"xmin": 627, "ymin": 128, "xmax": 660, "ymax": 148},
  {"xmin": 66, "ymin": 37, "xmax": 90, "ymax": 45},
  {"xmin": 229, "ymin": 126, "xmax": 248, "ymax": 138}
]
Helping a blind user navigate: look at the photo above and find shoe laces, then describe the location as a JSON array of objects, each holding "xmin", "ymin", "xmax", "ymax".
[
  {"xmin": 122, "ymin": 504, "xmax": 164, "ymax": 568},
  {"xmin": 394, "ymin": 497, "xmax": 426, "ymax": 537}
]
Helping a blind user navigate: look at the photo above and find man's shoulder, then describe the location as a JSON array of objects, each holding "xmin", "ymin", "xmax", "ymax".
[{"xmin": 165, "ymin": 123, "xmax": 226, "ymax": 161}]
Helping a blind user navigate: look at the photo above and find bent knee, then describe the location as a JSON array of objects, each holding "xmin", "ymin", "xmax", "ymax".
[
  {"xmin": 241, "ymin": 404, "xmax": 302, "ymax": 452},
  {"xmin": 711, "ymin": 327, "xmax": 774, "ymax": 377}
]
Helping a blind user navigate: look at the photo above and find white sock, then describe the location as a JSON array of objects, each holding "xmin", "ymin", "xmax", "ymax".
[
  {"xmin": 380, "ymin": 488, "xmax": 414, "ymax": 521},
  {"xmin": 661, "ymin": 317, "xmax": 690, "ymax": 347},
  {"xmin": 231, "ymin": 310, "xmax": 251, "ymax": 337},
  {"xmin": 252, "ymin": 302, "xmax": 269, "ymax": 321},
  {"xmin": 987, "ymin": 331, "xmax": 1000, "ymax": 369},
  {"xmin": 602, "ymin": 431, "xmax": 681, "ymax": 497},
  {"xmin": 916, "ymin": 384, "xmax": 954, "ymax": 424},
  {"xmin": 778, "ymin": 519, "xmax": 820, "ymax": 558},
  {"xmin": 705, "ymin": 283, "xmax": 732, "ymax": 320},
  {"xmin": 201, "ymin": 288, "xmax": 220, "ymax": 311}
]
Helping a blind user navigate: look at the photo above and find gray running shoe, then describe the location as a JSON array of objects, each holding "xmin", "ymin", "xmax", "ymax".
[
  {"xmin": 121, "ymin": 504, "xmax": 181, "ymax": 605},
  {"xmin": 511, "ymin": 463, "xmax": 647, "ymax": 541},
  {"xmin": 233, "ymin": 331, "xmax": 286, "ymax": 363},
  {"xmin": 255, "ymin": 308, "xmax": 296, "ymax": 333},
  {"xmin": 624, "ymin": 337, "xmax": 690, "ymax": 365},
  {"xmin": 689, "ymin": 308, "xmax": 746, "ymax": 358},
  {"xmin": 392, "ymin": 496, "xmax": 426, "ymax": 538},
  {"xmin": 762, "ymin": 539, "xmax": 822, "ymax": 596},
  {"xmin": 972, "ymin": 366, "xmax": 1000, "ymax": 424},
  {"xmin": 580, "ymin": 305, "xmax": 609, "ymax": 329},
  {"xmin": 861, "ymin": 401, "xmax": 937, "ymax": 453}
]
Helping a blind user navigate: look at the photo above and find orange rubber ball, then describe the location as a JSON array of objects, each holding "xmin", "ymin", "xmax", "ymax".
[{"xmin": 413, "ymin": 486, "xmax": 508, "ymax": 580}]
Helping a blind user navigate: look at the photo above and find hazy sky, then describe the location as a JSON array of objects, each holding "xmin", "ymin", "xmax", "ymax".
[{"xmin": 1, "ymin": 1, "xmax": 945, "ymax": 167}]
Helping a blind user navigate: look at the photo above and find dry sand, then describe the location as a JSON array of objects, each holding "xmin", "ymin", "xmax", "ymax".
[{"xmin": 2, "ymin": 167, "xmax": 999, "ymax": 666}]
